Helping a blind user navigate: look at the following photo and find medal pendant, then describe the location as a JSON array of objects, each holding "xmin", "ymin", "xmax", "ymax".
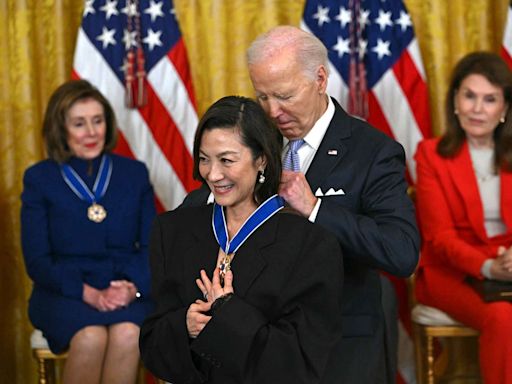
[
  {"xmin": 219, "ymin": 252, "xmax": 233, "ymax": 285},
  {"xmin": 88, "ymin": 203, "xmax": 107, "ymax": 223}
]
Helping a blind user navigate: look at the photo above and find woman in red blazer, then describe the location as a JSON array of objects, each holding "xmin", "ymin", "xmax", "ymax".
[{"xmin": 415, "ymin": 52, "xmax": 512, "ymax": 383}]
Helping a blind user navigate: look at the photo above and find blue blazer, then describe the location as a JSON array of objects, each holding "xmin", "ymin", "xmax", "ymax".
[{"xmin": 21, "ymin": 154, "xmax": 156, "ymax": 352}]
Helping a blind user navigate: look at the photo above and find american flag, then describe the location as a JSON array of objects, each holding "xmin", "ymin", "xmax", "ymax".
[
  {"xmin": 302, "ymin": 1, "xmax": 431, "ymax": 383},
  {"xmin": 72, "ymin": 0, "xmax": 200, "ymax": 212},
  {"xmin": 301, "ymin": 0, "xmax": 430, "ymax": 183},
  {"xmin": 502, "ymin": 1, "xmax": 512, "ymax": 68}
]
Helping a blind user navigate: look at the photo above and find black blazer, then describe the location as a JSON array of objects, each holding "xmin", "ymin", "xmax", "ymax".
[
  {"xmin": 140, "ymin": 205, "xmax": 344, "ymax": 384},
  {"xmin": 311, "ymin": 99, "xmax": 419, "ymax": 383},
  {"xmin": 310, "ymin": 99, "xmax": 418, "ymax": 319}
]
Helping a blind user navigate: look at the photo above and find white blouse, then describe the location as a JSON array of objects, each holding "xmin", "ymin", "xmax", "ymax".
[{"xmin": 469, "ymin": 145, "xmax": 506, "ymax": 237}]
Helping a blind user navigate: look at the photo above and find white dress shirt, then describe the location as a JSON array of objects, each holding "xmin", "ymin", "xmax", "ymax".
[{"xmin": 282, "ymin": 96, "xmax": 335, "ymax": 222}]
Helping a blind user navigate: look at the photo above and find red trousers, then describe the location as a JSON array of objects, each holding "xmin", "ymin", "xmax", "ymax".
[{"xmin": 416, "ymin": 267, "xmax": 512, "ymax": 384}]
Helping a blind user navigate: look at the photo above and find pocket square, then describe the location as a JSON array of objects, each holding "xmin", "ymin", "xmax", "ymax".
[
  {"xmin": 314, "ymin": 187, "xmax": 345, "ymax": 197},
  {"xmin": 325, "ymin": 188, "xmax": 345, "ymax": 196}
]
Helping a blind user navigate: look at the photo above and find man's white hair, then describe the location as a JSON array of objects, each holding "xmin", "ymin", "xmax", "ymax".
[{"xmin": 246, "ymin": 25, "xmax": 330, "ymax": 81}]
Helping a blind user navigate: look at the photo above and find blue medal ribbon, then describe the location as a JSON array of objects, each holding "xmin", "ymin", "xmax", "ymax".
[
  {"xmin": 61, "ymin": 154, "xmax": 113, "ymax": 205},
  {"xmin": 212, "ymin": 194, "xmax": 285, "ymax": 255}
]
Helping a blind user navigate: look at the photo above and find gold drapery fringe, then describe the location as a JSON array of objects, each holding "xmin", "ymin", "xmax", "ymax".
[{"xmin": 0, "ymin": 0, "xmax": 508, "ymax": 381}]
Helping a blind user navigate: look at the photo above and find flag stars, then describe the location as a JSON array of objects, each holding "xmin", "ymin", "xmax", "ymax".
[
  {"xmin": 358, "ymin": 9, "xmax": 370, "ymax": 29},
  {"xmin": 358, "ymin": 39, "xmax": 368, "ymax": 59},
  {"xmin": 96, "ymin": 26, "xmax": 116, "ymax": 49},
  {"xmin": 83, "ymin": 0, "xmax": 95, "ymax": 17},
  {"xmin": 145, "ymin": 0, "xmax": 165, "ymax": 22},
  {"xmin": 395, "ymin": 11, "xmax": 412, "ymax": 32},
  {"xmin": 335, "ymin": 6, "xmax": 351, "ymax": 29},
  {"xmin": 119, "ymin": 58, "xmax": 129, "ymax": 74},
  {"xmin": 332, "ymin": 36, "xmax": 350, "ymax": 58},
  {"xmin": 100, "ymin": 0, "xmax": 119, "ymax": 20},
  {"xmin": 123, "ymin": 29, "xmax": 137, "ymax": 50},
  {"xmin": 372, "ymin": 38, "xmax": 391, "ymax": 59},
  {"xmin": 143, "ymin": 28, "xmax": 163, "ymax": 51},
  {"xmin": 121, "ymin": 1, "xmax": 138, "ymax": 17},
  {"xmin": 313, "ymin": 5, "xmax": 330, "ymax": 27},
  {"xmin": 375, "ymin": 10, "xmax": 393, "ymax": 31}
]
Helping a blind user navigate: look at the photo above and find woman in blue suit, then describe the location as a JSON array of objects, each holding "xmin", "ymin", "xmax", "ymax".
[{"xmin": 21, "ymin": 80, "xmax": 156, "ymax": 384}]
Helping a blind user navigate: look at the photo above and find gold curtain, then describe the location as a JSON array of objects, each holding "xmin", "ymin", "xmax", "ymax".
[{"xmin": 0, "ymin": 0, "xmax": 508, "ymax": 381}]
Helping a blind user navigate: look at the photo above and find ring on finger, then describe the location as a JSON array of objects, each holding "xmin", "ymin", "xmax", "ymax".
[{"xmin": 203, "ymin": 292, "xmax": 208, "ymax": 300}]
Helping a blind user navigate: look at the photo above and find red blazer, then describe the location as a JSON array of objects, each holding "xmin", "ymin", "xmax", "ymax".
[{"xmin": 415, "ymin": 138, "xmax": 512, "ymax": 281}]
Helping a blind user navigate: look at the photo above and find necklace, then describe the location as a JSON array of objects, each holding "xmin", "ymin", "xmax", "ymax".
[
  {"xmin": 469, "ymin": 145, "xmax": 495, "ymax": 184},
  {"xmin": 212, "ymin": 195, "xmax": 284, "ymax": 284},
  {"xmin": 218, "ymin": 250, "xmax": 233, "ymax": 283},
  {"xmin": 61, "ymin": 155, "xmax": 113, "ymax": 223},
  {"xmin": 474, "ymin": 169, "xmax": 495, "ymax": 183}
]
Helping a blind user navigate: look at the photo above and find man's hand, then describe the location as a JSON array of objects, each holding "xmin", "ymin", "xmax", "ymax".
[{"xmin": 279, "ymin": 170, "xmax": 317, "ymax": 217}]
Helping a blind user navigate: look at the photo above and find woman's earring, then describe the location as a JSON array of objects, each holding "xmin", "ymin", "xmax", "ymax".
[
  {"xmin": 454, "ymin": 108, "xmax": 459, "ymax": 115},
  {"xmin": 258, "ymin": 170, "xmax": 266, "ymax": 184},
  {"xmin": 500, "ymin": 116, "xmax": 506, "ymax": 123}
]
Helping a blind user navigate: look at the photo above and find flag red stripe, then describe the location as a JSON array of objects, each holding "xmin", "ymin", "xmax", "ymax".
[
  {"xmin": 137, "ymin": 80, "xmax": 200, "ymax": 192},
  {"xmin": 392, "ymin": 51, "xmax": 431, "ymax": 139},
  {"xmin": 396, "ymin": 372, "xmax": 406, "ymax": 384},
  {"xmin": 113, "ymin": 131, "xmax": 166, "ymax": 213},
  {"xmin": 367, "ymin": 92, "xmax": 414, "ymax": 185},
  {"xmin": 501, "ymin": 46, "xmax": 512, "ymax": 68},
  {"xmin": 385, "ymin": 273, "xmax": 413, "ymax": 334},
  {"xmin": 168, "ymin": 38, "xmax": 198, "ymax": 110},
  {"xmin": 367, "ymin": 92, "xmax": 395, "ymax": 138},
  {"xmin": 71, "ymin": 69, "xmax": 80, "ymax": 80}
]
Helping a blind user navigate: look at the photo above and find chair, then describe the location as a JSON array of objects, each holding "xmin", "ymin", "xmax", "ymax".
[
  {"xmin": 408, "ymin": 275, "xmax": 481, "ymax": 384},
  {"xmin": 31, "ymin": 329, "xmax": 67, "ymax": 384},
  {"xmin": 31, "ymin": 329, "xmax": 165, "ymax": 384}
]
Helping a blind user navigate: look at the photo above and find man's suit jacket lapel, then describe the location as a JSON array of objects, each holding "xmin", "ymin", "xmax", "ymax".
[
  {"xmin": 183, "ymin": 206, "xmax": 279, "ymax": 300},
  {"xmin": 306, "ymin": 99, "xmax": 351, "ymax": 191}
]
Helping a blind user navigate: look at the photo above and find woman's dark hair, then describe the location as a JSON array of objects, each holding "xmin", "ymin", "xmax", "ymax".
[
  {"xmin": 43, "ymin": 79, "xmax": 118, "ymax": 163},
  {"xmin": 193, "ymin": 95, "xmax": 283, "ymax": 204},
  {"xmin": 439, "ymin": 51, "xmax": 512, "ymax": 170}
]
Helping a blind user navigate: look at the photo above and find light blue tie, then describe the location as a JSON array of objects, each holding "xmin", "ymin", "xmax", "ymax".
[{"xmin": 283, "ymin": 139, "xmax": 304, "ymax": 172}]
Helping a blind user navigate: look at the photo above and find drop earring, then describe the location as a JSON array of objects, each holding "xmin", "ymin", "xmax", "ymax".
[
  {"xmin": 500, "ymin": 116, "xmax": 506, "ymax": 123},
  {"xmin": 258, "ymin": 170, "xmax": 266, "ymax": 184},
  {"xmin": 454, "ymin": 108, "xmax": 459, "ymax": 115}
]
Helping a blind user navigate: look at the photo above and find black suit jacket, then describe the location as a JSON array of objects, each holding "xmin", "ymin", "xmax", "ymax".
[
  {"xmin": 179, "ymin": 99, "xmax": 419, "ymax": 383},
  {"xmin": 311, "ymin": 99, "xmax": 419, "ymax": 383},
  {"xmin": 140, "ymin": 205, "xmax": 344, "ymax": 384}
]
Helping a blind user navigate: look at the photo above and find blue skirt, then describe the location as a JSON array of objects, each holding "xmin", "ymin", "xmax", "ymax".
[{"xmin": 29, "ymin": 288, "xmax": 153, "ymax": 353}]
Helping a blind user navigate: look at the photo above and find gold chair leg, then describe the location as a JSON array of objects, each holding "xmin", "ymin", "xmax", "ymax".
[
  {"xmin": 412, "ymin": 325, "xmax": 422, "ymax": 384},
  {"xmin": 427, "ymin": 335, "xmax": 435, "ymax": 384},
  {"xmin": 36, "ymin": 356, "xmax": 48, "ymax": 384}
]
